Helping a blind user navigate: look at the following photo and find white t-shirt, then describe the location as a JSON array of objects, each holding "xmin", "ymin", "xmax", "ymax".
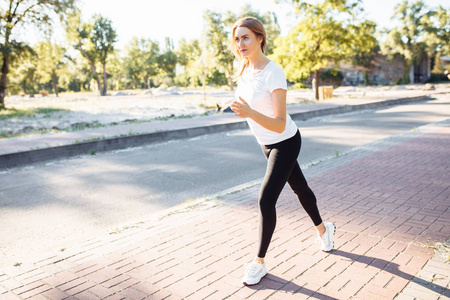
[{"xmin": 235, "ymin": 60, "xmax": 298, "ymax": 145}]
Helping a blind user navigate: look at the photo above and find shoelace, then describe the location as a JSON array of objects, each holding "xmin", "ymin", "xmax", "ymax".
[
  {"xmin": 246, "ymin": 262, "xmax": 261, "ymax": 276},
  {"xmin": 316, "ymin": 234, "xmax": 329, "ymax": 247}
]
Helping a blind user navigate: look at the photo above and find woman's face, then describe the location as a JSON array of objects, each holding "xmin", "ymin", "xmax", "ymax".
[{"xmin": 234, "ymin": 26, "xmax": 262, "ymax": 59}]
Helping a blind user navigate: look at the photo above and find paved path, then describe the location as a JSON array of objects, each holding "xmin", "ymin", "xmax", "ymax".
[
  {"xmin": 1, "ymin": 118, "xmax": 448, "ymax": 299},
  {"xmin": 0, "ymin": 91, "xmax": 443, "ymax": 169}
]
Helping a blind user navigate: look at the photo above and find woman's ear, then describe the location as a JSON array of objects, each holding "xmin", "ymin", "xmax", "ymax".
[{"xmin": 258, "ymin": 35, "xmax": 263, "ymax": 45}]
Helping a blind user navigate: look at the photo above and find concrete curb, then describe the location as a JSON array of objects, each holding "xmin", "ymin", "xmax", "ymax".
[{"xmin": 0, "ymin": 95, "xmax": 432, "ymax": 169}]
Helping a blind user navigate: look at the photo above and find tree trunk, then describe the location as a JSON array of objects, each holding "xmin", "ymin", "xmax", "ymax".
[
  {"xmin": 228, "ymin": 74, "xmax": 234, "ymax": 91},
  {"xmin": 102, "ymin": 62, "xmax": 107, "ymax": 96},
  {"xmin": 202, "ymin": 74, "xmax": 206, "ymax": 101},
  {"xmin": 0, "ymin": 27, "xmax": 12, "ymax": 109},
  {"xmin": 0, "ymin": 55, "xmax": 9, "ymax": 109},
  {"xmin": 228, "ymin": 65, "xmax": 234, "ymax": 91},
  {"xmin": 403, "ymin": 59, "xmax": 412, "ymax": 84},
  {"xmin": 52, "ymin": 69, "xmax": 59, "ymax": 97},
  {"xmin": 79, "ymin": 47, "xmax": 102, "ymax": 95},
  {"xmin": 313, "ymin": 70, "xmax": 320, "ymax": 101}
]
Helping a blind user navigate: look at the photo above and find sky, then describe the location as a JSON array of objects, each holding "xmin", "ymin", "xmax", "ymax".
[{"xmin": 18, "ymin": 0, "xmax": 449, "ymax": 49}]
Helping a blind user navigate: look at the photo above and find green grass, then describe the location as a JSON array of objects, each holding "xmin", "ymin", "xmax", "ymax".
[{"xmin": 0, "ymin": 107, "xmax": 68, "ymax": 120}]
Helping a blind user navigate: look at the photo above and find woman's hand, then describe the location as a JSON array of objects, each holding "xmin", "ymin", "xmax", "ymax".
[{"xmin": 231, "ymin": 96, "xmax": 253, "ymax": 118}]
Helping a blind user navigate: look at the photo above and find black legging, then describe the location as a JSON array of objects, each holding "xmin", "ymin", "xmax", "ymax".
[{"xmin": 257, "ymin": 130, "xmax": 322, "ymax": 258}]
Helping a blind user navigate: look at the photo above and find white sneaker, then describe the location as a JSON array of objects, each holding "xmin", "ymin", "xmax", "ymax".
[
  {"xmin": 319, "ymin": 222, "xmax": 336, "ymax": 252},
  {"xmin": 242, "ymin": 260, "xmax": 267, "ymax": 286}
]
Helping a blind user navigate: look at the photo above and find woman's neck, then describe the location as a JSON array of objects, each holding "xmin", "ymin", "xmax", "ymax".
[{"xmin": 247, "ymin": 53, "xmax": 270, "ymax": 71}]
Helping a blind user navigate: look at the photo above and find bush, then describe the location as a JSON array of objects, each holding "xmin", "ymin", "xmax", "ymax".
[
  {"xmin": 427, "ymin": 73, "xmax": 449, "ymax": 83},
  {"xmin": 40, "ymin": 90, "xmax": 49, "ymax": 97},
  {"xmin": 394, "ymin": 77, "xmax": 411, "ymax": 85},
  {"xmin": 364, "ymin": 70, "xmax": 370, "ymax": 85},
  {"xmin": 320, "ymin": 69, "xmax": 344, "ymax": 86},
  {"xmin": 207, "ymin": 70, "xmax": 227, "ymax": 86}
]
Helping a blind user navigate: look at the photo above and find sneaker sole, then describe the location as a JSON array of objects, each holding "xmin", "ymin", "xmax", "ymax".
[
  {"xmin": 243, "ymin": 272, "xmax": 268, "ymax": 286},
  {"xmin": 322, "ymin": 223, "xmax": 336, "ymax": 252}
]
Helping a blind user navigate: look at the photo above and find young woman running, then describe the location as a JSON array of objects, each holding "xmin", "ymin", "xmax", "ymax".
[{"xmin": 229, "ymin": 17, "xmax": 336, "ymax": 286}]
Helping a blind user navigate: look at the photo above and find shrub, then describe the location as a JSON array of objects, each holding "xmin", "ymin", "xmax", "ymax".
[
  {"xmin": 427, "ymin": 73, "xmax": 449, "ymax": 83},
  {"xmin": 320, "ymin": 69, "xmax": 344, "ymax": 86},
  {"xmin": 364, "ymin": 70, "xmax": 370, "ymax": 85}
]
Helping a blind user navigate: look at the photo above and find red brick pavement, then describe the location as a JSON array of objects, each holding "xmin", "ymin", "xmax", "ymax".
[{"xmin": 1, "ymin": 127, "xmax": 449, "ymax": 299}]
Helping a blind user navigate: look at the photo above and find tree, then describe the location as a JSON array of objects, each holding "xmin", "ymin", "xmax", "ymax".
[
  {"xmin": 104, "ymin": 49, "xmax": 122, "ymax": 91},
  {"xmin": 422, "ymin": 5, "xmax": 450, "ymax": 74},
  {"xmin": 203, "ymin": 10, "xmax": 235, "ymax": 90},
  {"xmin": 123, "ymin": 37, "xmax": 159, "ymax": 89},
  {"xmin": 0, "ymin": 0, "xmax": 76, "ymax": 108},
  {"xmin": 196, "ymin": 38, "xmax": 216, "ymax": 98},
  {"xmin": 428, "ymin": 6, "xmax": 450, "ymax": 56},
  {"xmin": 271, "ymin": 0, "xmax": 376, "ymax": 100},
  {"xmin": 431, "ymin": 51, "xmax": 444, "ymax": 74},
  {"xmin": 66, "ymin": 12, "xmax": 116, "ymax": 96},
  {"xmin": 35, "ymin": 37, "xmax": 66, "ymax": 96},
  {"xmin": 62, "ymin": 53, "xmax": 92, "ymax": 92},
  {"xmin": 156, "ymin": 37, "xmax": 177, "ymax": 86},
  {"xmin": 90, "ymin": 15, "xmax": 117, "ymax": 95},
  {"xmin": 176, "ymin": 38, "xmax": 202, "ymax": 87},
  {"xmin": 177, "ymin": 37, "xmax": 221, "ymax": 96},
  {"xmin": 66, "ymin": 11, "xmax": 101, "ymax": 93},
  {"xmin": 380, "ymin": 0, "xmax": 432, "ymax": 83},
  {"xmin": 7, "ymin": 48, "xmax": 37, "ymax": 95}
]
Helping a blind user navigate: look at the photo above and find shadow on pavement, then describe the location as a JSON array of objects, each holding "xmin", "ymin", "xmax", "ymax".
[
  {"xmin": 241, "ymin": 248, "xmax": 447, "ymax": 298},
  {"xmin": 331, "ymin": 249, "xmax": 447, "ymax": 295},
  {"xmin": 245, "ymin": 273, "xmax": 338, "ymax": 299}
]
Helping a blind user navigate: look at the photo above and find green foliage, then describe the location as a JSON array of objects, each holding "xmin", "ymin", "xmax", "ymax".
[
  {"xmin": 5, "ymin": 1, "xmax": 447, "ymax": 97},
  {"xmin": 176, "ymin": 38, "xmax": 203, "ymax": 87},
  {"xmin": 34, "ymin": 37, "xmax": 67, "ymax": 96},
  {"xmin": 7, "ymin": 48, "xmax": 43, "ymax": 95},
  {"xmin": 208, "ymin": 70, "xmax": 228, "ymax": 86},
  {"xmin": 123, "ymin": 37, "xmax": 160, "ymax": 88},
  {"xmin": 0, "ymin": 0, "xmax": 76, "ymax": 107},
  {"xmin": 90, "ymin": 15, "xmax": 117, "ymax": 64},
  {"xmin": 271, "ymin": 0, "xmax": 376, "ymax": 98},
  {"xmin": 364, "ymin": 70, "xmax": 370, "ymax": 85},
  {"xmin": 61, "ymin": 54, "xmax": 92, "ymax": 92},
  {"xmin": 203, "ymin": 10, "xmax": 235, "ymax": 89},
  {"xmin": 157, "ymin": 38, "xmax": 177, "ymax": 81},
  {"xmin": 353, "ymin": 45, "xmax": 380, "ymax": 68},
  {"xmin": 65, "ymin": 11, "xmax": 117, "ymax": 95},
  {"xmin": 380, "ymin": 0, "xmax": 433, "ymax": 81},
  {"xmin": 422, "ymin": 5, "xmax": 450, "ymax": 56},
  {"xmin": 427, "ymin": 73, "xmax": 449, "ymax": 83},
  {"xmin": 394, "ymin": 77, "xmax": 410, "ymax": 85},
  {"xmin": 320, "ymin": 69, "xmax": 344, "ymax": 86}
]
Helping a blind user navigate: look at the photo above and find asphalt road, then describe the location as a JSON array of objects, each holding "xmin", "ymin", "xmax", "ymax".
[{"xmin": 1, "ymin": 94, "xmax": 449, "ymax": 268}]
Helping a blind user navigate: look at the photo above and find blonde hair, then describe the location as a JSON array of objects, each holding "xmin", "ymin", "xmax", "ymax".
[{"xmin": 229, "ymin": 17, "xmax": 267, "ymax": 78}]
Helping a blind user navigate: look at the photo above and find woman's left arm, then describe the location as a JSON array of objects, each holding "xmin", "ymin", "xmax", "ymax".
[{"xmin": 231, "ymin": 88, "xmax": 287, "ymax": 134}]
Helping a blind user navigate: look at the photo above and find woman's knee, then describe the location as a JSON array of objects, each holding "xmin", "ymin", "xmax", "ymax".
[{"xmin": 258, "ymin": 195, "xmax": 277, "ymax": 216}]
